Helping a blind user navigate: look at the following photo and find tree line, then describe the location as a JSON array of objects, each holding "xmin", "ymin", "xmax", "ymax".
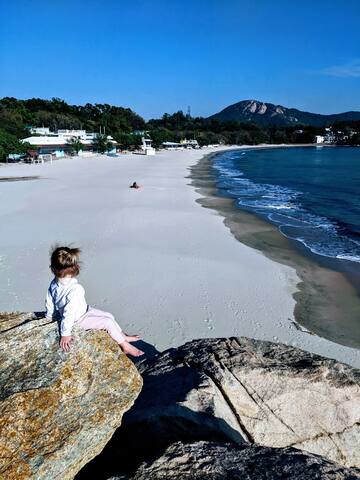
[
  {"xmin": 0, "ymin": 97, "xmax": 359, "ymax": 161},
  {"xmin": 0, "ymin": 97, "xmax": 146, "ymax": 160}
]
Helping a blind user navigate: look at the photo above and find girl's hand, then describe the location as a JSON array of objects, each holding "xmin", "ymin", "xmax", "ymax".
[{"xmin": 60, "ymin": 336, "xmax": 73, "ymax": 352}]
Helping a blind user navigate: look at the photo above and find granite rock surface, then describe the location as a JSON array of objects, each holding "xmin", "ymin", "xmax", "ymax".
[
  {"xmin": 0, "ymin": 312, "xmax": 143, "ymax": 480},
  {"xmin": 110, "ymin": 441, "xmax": 360, "ymax": 480},
  {"xmin": 123, "ymin": 337, "xmax": 360, "ymax": 468}
]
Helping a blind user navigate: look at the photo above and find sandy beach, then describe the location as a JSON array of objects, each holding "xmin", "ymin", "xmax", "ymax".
[{"xmin": 0, "ymin": 147, "xmax": 359, "ymax": 368}]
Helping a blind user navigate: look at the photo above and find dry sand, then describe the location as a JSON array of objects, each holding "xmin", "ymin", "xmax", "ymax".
[{"xmin": 0, "ymin": 147, "xmax": 359, "ymax": 367}]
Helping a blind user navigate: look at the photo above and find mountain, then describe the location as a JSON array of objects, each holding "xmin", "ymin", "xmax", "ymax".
[{"xmin": 208, "ymin": 100, "xmax": 360, "ymax": 127}]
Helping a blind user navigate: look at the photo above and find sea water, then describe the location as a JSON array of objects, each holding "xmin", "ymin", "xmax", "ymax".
[{"xmin": 213, "ymin": 147, "xmax": 360, "ymax": 265}]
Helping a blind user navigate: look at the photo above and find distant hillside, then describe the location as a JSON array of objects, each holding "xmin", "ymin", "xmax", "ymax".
[
  {"xmin": 0, "ymin": 97, "xmax": 146, "ymax": 138},
  {"xmin": 208, "ymin": 100, "xmax": 360, "ymax": 127}
]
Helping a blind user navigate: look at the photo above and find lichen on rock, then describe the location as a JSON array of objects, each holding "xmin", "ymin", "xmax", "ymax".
[{"xmin": 0, "ymin": 312, "xmax": 143, "ymax": 480}]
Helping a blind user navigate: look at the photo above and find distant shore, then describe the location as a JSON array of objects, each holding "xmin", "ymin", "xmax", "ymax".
[{"xmin": 0, "ymin": 146, "xmax": 359, "ymax": 367}]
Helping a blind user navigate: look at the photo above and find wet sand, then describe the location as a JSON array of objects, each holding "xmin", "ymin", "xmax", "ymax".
[
  {"xmin": 0, "ymin": 176, "xmax": 39, "ymax": 182},
  {"xmin": 190, "ymin": 152, "xmax": 360, "ymax": 349}
]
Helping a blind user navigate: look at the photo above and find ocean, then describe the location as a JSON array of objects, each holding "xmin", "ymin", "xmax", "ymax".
[{"xmin": 213, "ymin": 147, "xmax": 360, "ymax": 266}]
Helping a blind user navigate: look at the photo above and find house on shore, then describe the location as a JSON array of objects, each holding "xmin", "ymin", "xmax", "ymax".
[
  {"xmin": 21, "ymin": 129, "xmax": 117, "ymax": 158},
  {"xmin": 162, "ymin": 138, "xmax": 200, "ymax": 150},
  {"xmin": 180, "ymin": 138, "xmax": 200, "ymax": 149},
  {"xmin": 314, "ymin": 126, "xmax": 357, "ymax": 145},
  {"xmin": 162, "ymin": 141, "xmax": 183, "ymax": 150}
]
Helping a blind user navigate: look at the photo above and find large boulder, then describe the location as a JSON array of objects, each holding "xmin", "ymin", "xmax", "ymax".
[
  {"xmin": 110, "ymin": 441, "xmax": 360, "ymax": 480},
  {"xmin": 122, "ymin": 337, "xmax": 360, "ymax": 468},
  {"xmin": 0, "ymin": 312, "xmax": 143, "ymax": 480}
]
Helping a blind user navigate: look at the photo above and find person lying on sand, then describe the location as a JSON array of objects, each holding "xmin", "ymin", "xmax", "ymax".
[
  {"xmin": 45, "ymin": 246, "xmax": 144, "ymax": 356},
  {"xmin": 130, "ymin": 181, "xmax": 141, "ymax": 189}
]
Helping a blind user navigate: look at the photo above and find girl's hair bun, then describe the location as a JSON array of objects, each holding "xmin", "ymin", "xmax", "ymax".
[{"xmin": 50, "ymin": 246, "xmax": 81, "ymax": 278}]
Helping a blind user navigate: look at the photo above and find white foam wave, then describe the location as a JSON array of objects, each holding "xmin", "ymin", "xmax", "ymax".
[
  {"xmin": 214, "ymin": 153, "xmax": 360, "ymax": 264},
  {"xmin": 336, "ymin": 254, "xmax": 360, "ymax": 263},
  {"xmin": 259, "ymin": 204, "xmax": 293, "ymax": 210}
]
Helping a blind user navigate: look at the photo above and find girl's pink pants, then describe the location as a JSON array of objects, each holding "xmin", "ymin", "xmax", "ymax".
[{"xmin": 76, "ymin": 307, "xmax": 126, "ymax": 344}]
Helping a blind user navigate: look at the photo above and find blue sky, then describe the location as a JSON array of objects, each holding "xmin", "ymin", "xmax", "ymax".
[{"xmin": 1, "ymin": 0, "xmax": 360, "ymax": 119}]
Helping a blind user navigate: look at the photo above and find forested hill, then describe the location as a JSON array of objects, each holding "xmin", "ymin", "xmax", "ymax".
[
  {"xmin": 208, "ymin": 100, "xmax": 360, "ymax": 127},
  {"xmin": 0, "ymin": 97, "xmax": 146, "ymax": 139}
]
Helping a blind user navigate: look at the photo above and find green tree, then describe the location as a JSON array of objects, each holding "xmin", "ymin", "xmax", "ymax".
[
  {"xmin": 92, "ymin": 133, "xmax": 113, "ymax": 154},
  {"xmin": 67, "ymin": 137, "xmax": 84, "ymax": 155},
  {"xmin": 149, "ymin": 129, "xmax": 172, "ymax": 148},
  {"xmin": 349, "ymin": 133, "xmax": 360, "ymax": 145},
  {"xmin": 0, "ymin": 129, "xmax": 30, "ymax": 162},
  {"xmin": 115, "ymin": 133, "xmax": 142, "ymax": 150},
  {"xmin": 196, "ymin": 131, "xmax": 221, "ymax": 146},
  {"xmin": 271, "ymin": 129, "xmax": 288, "ymax": 144}
]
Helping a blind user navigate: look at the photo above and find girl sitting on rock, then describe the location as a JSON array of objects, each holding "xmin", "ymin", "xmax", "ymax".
[{"xmin": 45, "ymin": 246, "xmax": 144, "ymax": 356}]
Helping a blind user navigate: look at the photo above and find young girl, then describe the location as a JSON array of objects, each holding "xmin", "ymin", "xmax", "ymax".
[{"xmin": 45, "ymin": 246, "xmax": 144, "ymax": 356}]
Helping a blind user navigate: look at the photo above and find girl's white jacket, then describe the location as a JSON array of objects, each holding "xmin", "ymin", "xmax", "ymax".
[{"xmin": 46, "ymin": 277, "xmax": 88, "ymax": 336}]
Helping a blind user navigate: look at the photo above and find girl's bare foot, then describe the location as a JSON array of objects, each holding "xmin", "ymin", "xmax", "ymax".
[
  {"xmin": 120, "ymin": 341, "xmax": 144, "ymax": 357},
  {"xmin": 124, "ymin": 334, "xmax": 141, "ymax": 342}
]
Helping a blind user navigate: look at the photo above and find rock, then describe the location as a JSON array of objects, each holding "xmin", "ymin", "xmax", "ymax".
[
  {"xmin": 122, "ymin": 337, "xmax": 360, "ymax": 468},
  {"xmin": 0, "ymin": 312, "xmax": 143, "ymax": 480},
  {"xmin": 110, "ymin": 441, "xmax": 360, "ymax": 480}
]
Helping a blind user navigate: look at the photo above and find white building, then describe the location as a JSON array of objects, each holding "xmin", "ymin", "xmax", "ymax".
[
  {"xmin": 57, "ymin": 129, "xmax": 87, "ymax": 137},
  {"xmin": 162, "ymin": 139, "xmax": 200, "ymax": 150},
  {"xmin": 29, "ymin": 127, "xmax": 51, "ymax": 135},
  {"xmin": 22, "ymin": 129, "xmax": 116, "ymax": 157},
  {"xmin": 131, "ymin": 131, "xmax": 155, "ymax": 155},
  {"xmin": 180, "ymin": 138, "xmax": 200, "ymax": 149},
  {"xmin": 324, "ymin": 132, "xmax": 336, "ymax": 143},
  {"xmin": 315, "ymin": 135, "xmax": 324, "ymax": 144},
  {"xmin": 141, "ymin": 137, "xmax": 155, "ymax": 155},
  {"xmin": 162, "ymin": 141, "xmax": 184, "ymax": 150}
]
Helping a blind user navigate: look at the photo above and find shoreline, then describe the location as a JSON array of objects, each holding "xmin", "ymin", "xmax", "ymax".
[
  {"xmin": 0, "ymin": 147, "xmax": 359, "ymax": 367},
  {"xmin": 190, "ymin": 148, "xmax": 360, "ymax": 350}
]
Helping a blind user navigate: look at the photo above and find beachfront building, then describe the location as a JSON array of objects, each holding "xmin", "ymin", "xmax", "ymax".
[
  {"xmin": 180, "ymin": 138, "xmax": 200, "ymax": 149},
  {"xmin": 314, "ymin": 127, "xmax": 356, "ymax": 145},
  {"xmin": 29, "ymin": 127, "xmax": 51, "ymax": 135},
  {"xmin": 315, "ymin": 135, "xmax": 325, "ymax": 143},
  {"xmin": 21, "ymin": 129, "xmax": 117, "ymax": 158},
  {"xmin": 324, "ymin": 130, "xmax": 336, "ymax": 143},
  {"xmin": 162, "ymin": 141, "xmax": 184, "ymax": 150},
  {"xmin": 141, "ymin": 137, "xmax": 155, "ymax": 155},
  {"xmin": 132, "ymin": 130, "xmax": 156, "ymax": 155},
  {"xmin": 162, "ymin": 139, "xmax": 200, "ymax": 150}
]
